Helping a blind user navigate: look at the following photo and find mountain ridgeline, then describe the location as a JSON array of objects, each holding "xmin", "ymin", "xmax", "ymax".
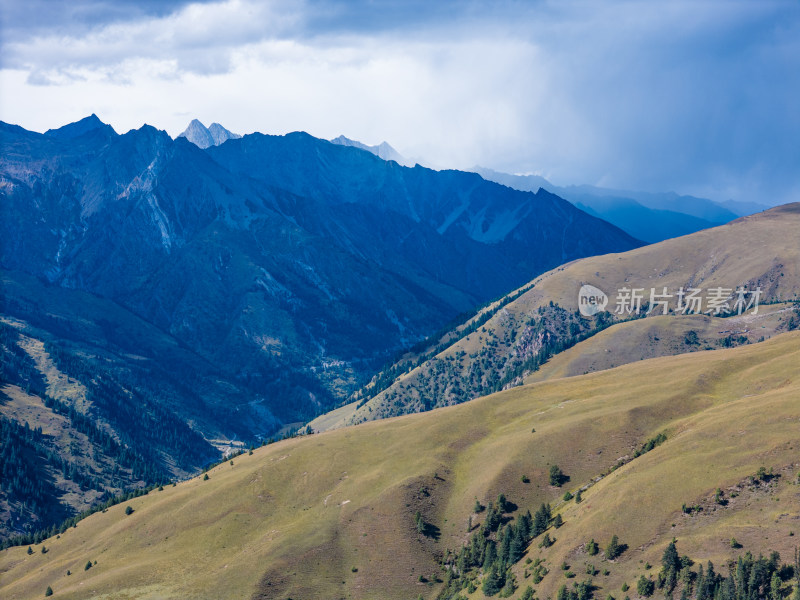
[
  {"xmin": 0, "ymin": 114, "xmax": 640, "ymax": 536},
  {"xmin": 472, "ymin": 167, "xmax": 743, "ymax": 243},
  {"xmin": 311, "ymin": 203, "xmax": 800, "ymax": 431}
]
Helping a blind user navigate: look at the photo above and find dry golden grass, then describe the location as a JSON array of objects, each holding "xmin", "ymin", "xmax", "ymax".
[
  {"xmin": 525, "ymin": 303, "xmax": 795, "ymax": 384},
  {"xmin": 2, "ymin": 331, "xmax": 798, "ymax": 600}
]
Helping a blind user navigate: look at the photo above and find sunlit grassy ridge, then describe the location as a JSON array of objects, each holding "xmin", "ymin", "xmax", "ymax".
[
  {"xmin": 524, "ymin": 303, "xmax": 796, "ymax": 384},
  {"xmin": 314, "ymin": 203, "xmax": 800, "ymax": 430},
  {"xmin": 2, "ymin": 331, "xmax": 798, "ymax": 599}
]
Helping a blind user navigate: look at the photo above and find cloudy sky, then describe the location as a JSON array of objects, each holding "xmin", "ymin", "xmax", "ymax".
[{"xmin": 1, "ymin": 0, "xmax": 798, "ymax": 205}]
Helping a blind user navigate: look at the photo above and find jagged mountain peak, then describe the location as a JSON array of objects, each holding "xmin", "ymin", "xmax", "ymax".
[
  {"xmin": 330, "ymin": 134, "xmax": 412, "ymax": 166},
  {"xmin": 44, "ymin": 113, "xmax": 117, "ymax": 139},
  {"xmin": 177, "ymin": 119, "xmax": 241, "ymax": 148},
  {"xmin": 207, "ymin": 122, "xmax": 242, "ymax": 146}
]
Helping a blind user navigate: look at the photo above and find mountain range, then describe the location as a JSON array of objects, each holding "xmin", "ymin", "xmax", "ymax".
[
  {"xmin": 182, "ymin": 126, "xmax": 768, "ymax": 245},
  {"xmin": 0, "ymin": 115, "xmax": 641, "ymax": 540},
  {"xmin": 315, "ymin": 134, "xmax": 761, "ymax": 244}
]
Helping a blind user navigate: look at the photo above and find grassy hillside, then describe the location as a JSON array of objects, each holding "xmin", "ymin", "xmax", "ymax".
[
  {"xmin": 1, "ymin": 331, "xmax": 798, "ymax": 599},
  {"xmin": 525, "ymin": 303, "xmax": 796, "ymax": 384},
  {"xmin": 314, "ymin": 203, "xmax": 800, "ymax": 430}
]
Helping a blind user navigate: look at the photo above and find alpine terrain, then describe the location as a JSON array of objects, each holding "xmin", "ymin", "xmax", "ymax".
[
  {"xmin": 0, "ymin": 115, "xmax": 639, "ymax": 541},
  {"xmin": 0, "ymin": 199, "xmax": 797, "ymax": 600}
]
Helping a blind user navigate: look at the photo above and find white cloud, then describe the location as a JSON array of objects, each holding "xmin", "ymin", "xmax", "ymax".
[{"xmin": 1, "ymin": 0, "xmax": 798, "ymax": 206}]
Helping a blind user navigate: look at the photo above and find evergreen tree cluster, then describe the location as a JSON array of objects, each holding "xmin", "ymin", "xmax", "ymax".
[
  {"xmin": 353, "ymin": 283, "xmax": 536, "ymax": 409},
  {"xmin": 656, "ymin": 540, "xmax": 800, "ymax": 600},
  {"xmin": 557, "ymin": 578, "xmax": 596, "ymax": 600},
  {"xmin": 46, "ymin": 344, "xmax": 215, "ymax": 472},
  {"xmin": 0, "ymin": 324, "xmax": 48, "ymax": 391},
  {"xmin": 440, "ymin": 497, "xmax": 554, "ymax": 598},
  {"xmin": 0, "ymin": 417, "xmax": 55, "ymax": 515},
  {"xmin": 365, "ymin": 303, "xmax": 619, "ymax": 421},
  {"xmin": 633, "ymin": 433, "xmax": 668, "ymax": 458},
  {"xmin": 0, "ymin": 324, "xmax": 182, "ymax": 545}
]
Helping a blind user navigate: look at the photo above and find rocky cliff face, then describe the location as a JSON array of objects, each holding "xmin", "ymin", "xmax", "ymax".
[{"xmin": 177, "ymin": 119, "xmax": 241, "ymax": 148}]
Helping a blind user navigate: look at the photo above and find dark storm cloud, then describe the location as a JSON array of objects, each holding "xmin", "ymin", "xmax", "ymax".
[
  {"xmin": 0, "ymin": 0, "xmax": 797, "ymax": 206},
  {"xmin": 0, "ymin": 0, "xmax": 216, "ymax": 39}
]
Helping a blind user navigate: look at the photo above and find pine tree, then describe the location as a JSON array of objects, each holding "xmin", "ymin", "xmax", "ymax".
[
  {"xmin": 550, "ymin": 465, "xmax": 566, "ymax": 486},
  {"xmin": 519, "ymin": 511, "xmax": 533, "ymax": 539},
  {"xmin": 576, "ymin": 578, "xmax": 594, "ymax": 600},
  {"xmin": 697, "ymin": 565, "xmax": 706, "ymax": 600},
  {"xmin": 638, "ymin": 575, "xmax": 655, "ymax": 597},
  {"xmin": 794, "ymin": 548, "xmax": 799, "ymax": 587},
  {"xmin": 606, "ymin": 535, "xmax": 622, "ymax": 560},
  {"xmin": 484, "ymin": 540, "xmax": 498, "ymax": 571},
  {"xmin": 531, "ymin": 503, "xmax": 552, "ymax": 537},
  {"xmin": 457, "ymin": 547, "xmax": 469, "ymax": 575},
  {"xmin": 721, "ymin": 574, "xmax": 736, "ymax": 600},
  {"xmin": 521, "ymin": 586, "xmax": 535, "ymax": 600},
  {"xmin": 497, "ymin": 493, "xmax": 508, "ymax": 512},
  {"xmin": 662, "ymin": 541, "xmax": 680, "ymax": 571},
  {"xmin": 501, "ymin": 526, "xmax": 513, "ymax": 563},
  {"xmin": 45, "ymin": 586, "xmax": 53, "ymax": 597},
  {"xmin": 500, "ymin": 575, "xmax": 516, "ymax": 597},
  {"xmin": 483, "ymin": 564, "xmax": 504, "ymax": 596},
  {"xmin": 770, "ymin": 572, "xmax": 781, "ymax": 600},
  {"xmin": 661, "ymin": 540, "xmax": 680, "ymax": 592},
  {"xmin": 510, "ymin": 525, "xmax": 527, "ymax": 563}
]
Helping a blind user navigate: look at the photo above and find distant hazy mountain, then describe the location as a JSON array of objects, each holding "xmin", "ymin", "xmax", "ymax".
[
  {"xmin": 330, "ymin": 134, "xmax": 414, "ymax": 166},
  {"xmin": 473, "ymin": 167, "xmax": 744, "ymax": 243},
  {"xmin": 716, "ymin": 198, "xmax": 771, "ymax": 217},
  {"xmin": 177, "ymin": 119, "xmax": 241, "ymax": 148}
]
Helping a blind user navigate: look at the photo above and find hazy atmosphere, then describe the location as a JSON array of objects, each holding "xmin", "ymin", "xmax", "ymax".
[{"xmin": 1, "ymin": 0, "xmax": 798, "ymax": 205}]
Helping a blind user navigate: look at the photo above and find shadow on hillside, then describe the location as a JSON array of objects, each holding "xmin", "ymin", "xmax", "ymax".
[{"xmin": 422, "ymin": 522, "xmax": 441, "ymax": 541}]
